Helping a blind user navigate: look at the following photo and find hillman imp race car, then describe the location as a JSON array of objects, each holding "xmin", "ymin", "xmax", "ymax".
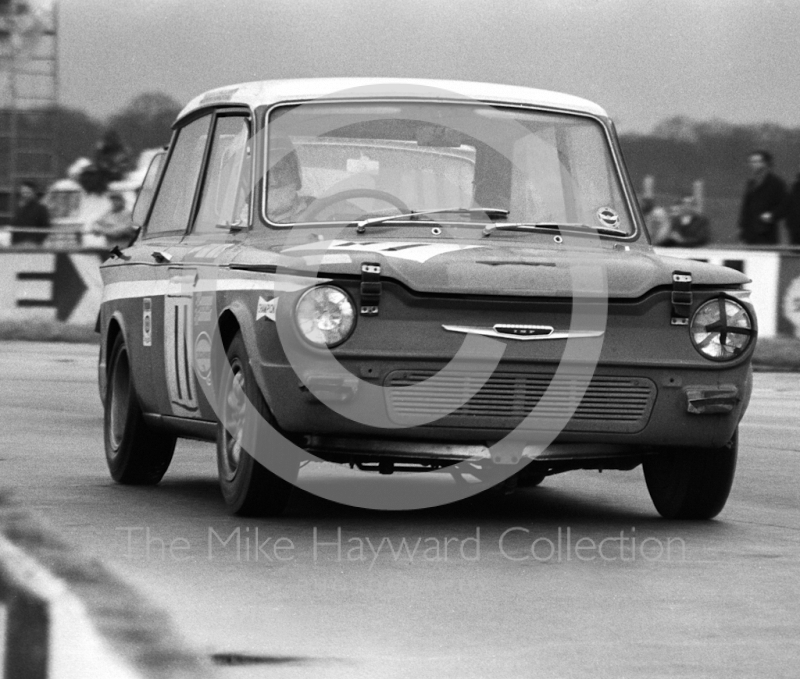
[{"xmin": 98, "ymin": 78, "xmax": 756, "ymax": 519}]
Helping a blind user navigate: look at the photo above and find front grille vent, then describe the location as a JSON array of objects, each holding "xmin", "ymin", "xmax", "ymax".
[{"xmin": 384, "ymin": 370, "xmax": 656, "ymax": 433}]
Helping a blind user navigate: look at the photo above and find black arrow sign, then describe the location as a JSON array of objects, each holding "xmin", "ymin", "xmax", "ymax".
[{"xmin": 17, "ymin": 254, "xmax": 88, "ymax": 321}]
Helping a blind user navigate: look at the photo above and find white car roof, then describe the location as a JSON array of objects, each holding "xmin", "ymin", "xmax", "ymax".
[{"xmin": 178, "ymin": 78, "xmax": 608, "ymax": 122}]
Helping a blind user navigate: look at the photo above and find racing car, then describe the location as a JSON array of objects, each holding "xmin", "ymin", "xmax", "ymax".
[{"xmin": 98, "ymin": 78, "xmax": 755, "ymax": 519}]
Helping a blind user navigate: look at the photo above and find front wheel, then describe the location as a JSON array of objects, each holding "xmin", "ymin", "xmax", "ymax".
[
  {"xmin": 643, "ymin": 429, "xmax": 738, "ymax": 520},
  {"xmin": 515, "ymin": 464, "xmax": 546, "ymax": 488},
  {"xmin": 216, "ymin": 331, "xmax": 300, "ymax": 516},
  {"xmin": 104, "ymin": 334, "xmax": 176, "ymax": 484}
]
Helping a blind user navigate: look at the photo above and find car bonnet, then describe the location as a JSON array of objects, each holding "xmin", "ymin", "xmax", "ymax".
[{"xmin": 233, "ymin": 239, "xmax": 749, "ymax": 299}]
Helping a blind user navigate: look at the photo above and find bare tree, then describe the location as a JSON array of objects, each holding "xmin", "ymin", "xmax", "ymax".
[{"xmin": 106, "ymin": 92, "xmax": 182, "ymax": 157}]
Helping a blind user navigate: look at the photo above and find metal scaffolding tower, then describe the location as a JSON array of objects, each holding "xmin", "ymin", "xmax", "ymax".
[{"xmin": 0, "ymin": 0, "xmax": 58, "ymax": 225}]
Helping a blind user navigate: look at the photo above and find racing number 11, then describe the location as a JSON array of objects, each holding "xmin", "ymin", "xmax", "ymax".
[{"xmin": 165, "ymin": 270, "xmax": 199, "ymax": 415}]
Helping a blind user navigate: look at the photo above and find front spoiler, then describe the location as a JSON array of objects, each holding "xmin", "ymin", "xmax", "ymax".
[{"xmin": 306, "ymin": 436, "xmax": 661, "ymax": 466}]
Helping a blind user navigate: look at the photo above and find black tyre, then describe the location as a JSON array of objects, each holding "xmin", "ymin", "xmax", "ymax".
[
  {"xmin": 516, "ymin": 464, "xmax": 546, "ymax": 488},
  {"xmin": 104, "ymin": 334, "xmax": 176, "ymax": 484},
  {"xmin": 216, "ymin": 331, "xmax": 299, "ymax": 516},
  {"xmin": 643, "ymin": 429, "xmax": 738, "ymax": 520}
]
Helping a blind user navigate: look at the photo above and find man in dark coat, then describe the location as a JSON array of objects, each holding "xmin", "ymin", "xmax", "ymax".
[
  {"xmin": 738, "ymin": 150, "xmax": 786, "ymax": 245},
  {"xmin": 781, "ymin": 173, "xmax": 800, "ymax": 245},
  {"xmin": 11, "ymin": 180, "xmax": 51, "ymax": 246}
]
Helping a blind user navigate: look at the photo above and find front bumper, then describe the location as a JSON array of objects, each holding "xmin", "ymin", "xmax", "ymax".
[{"xmin": 264, "ymin": 360, "xmax": 752, "ymax": 453}]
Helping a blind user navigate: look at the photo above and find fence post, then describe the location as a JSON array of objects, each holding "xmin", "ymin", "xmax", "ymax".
[
  {"xmin": 693, "ymin": 179, "xmax": 705, "ymax": 214},
  {"xmin": 4, "ymin": 590, "xmax": 50, "ymax": 679},
  {"xmin": 643, "ymin": 175, "xmax": 655, "ymax": 199}
]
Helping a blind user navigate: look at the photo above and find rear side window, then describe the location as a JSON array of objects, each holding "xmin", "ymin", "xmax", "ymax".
[{"xmin": 145, "ymin": 115, "xmax": 211, "ymax": 237}]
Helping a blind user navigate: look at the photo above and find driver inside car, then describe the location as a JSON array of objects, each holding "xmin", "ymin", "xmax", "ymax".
[
  {"xmin": 266, "ymin": 141, "xmax": 314, "ymax": 223},
  {"xmin": 266, "ymin": 139, "xmax": 387, "ymax": 224}
]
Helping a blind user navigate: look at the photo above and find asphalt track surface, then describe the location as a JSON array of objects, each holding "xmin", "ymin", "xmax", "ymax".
[{"xmin": 1, "ymin": 341, "xmax": 799, "ymax": 678}]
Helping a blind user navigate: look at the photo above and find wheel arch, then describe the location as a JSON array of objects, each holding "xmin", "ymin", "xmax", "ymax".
[
  {"xmin": 216, "ymin": 307, "xmax": 241, "ymax": 354},
  {"xmin": 215, "ymin": 300, "xmax": 277, "ymax": 411},
  {"xmin": 99, "ymin": 311, "xmax": 128, "ymax": 404}
]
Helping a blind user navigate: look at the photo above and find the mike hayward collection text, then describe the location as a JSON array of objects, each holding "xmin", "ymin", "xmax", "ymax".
[{"xmin": 116, "ymin": 526, "xmax": 686, "ymax": 566}]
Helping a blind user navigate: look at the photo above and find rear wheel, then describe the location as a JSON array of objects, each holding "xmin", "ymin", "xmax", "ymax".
[
  {"xmin": 216, "ymin": 331, "xmax": 299, "ymax": 516},
  {"xmin": 105, "ymin": 334, "xmax": 176, "ymax": 484},
  {"xmin": 643, "ymin": 429, "xmax": 738, "ymax": 520}
]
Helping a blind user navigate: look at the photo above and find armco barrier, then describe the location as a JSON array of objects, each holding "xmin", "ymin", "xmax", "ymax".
[
  {"xmin": 0, "ymin": 533, "xmax": 142, "ymax": 679},
  {"xmin": 1, "ymin": 245, "xmax": 799, "ymax": 339},
  {"xmin": 0, "ymin": 498, "xmax": 216, "ymax": 679}
]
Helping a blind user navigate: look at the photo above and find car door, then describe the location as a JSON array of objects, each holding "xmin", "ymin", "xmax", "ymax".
[
  {"xmin": 135, "ymin": 112, "xmax": 213, "ymax": 418},
  {"xmin": 177, "ymin": 111, "xmax": 255, "ymax": 420}
]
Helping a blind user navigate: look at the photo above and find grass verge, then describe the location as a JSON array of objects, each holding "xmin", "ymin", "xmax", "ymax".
[{"xmin": 0, "ymin": 321, "xmax": 98, "ymax": 343}]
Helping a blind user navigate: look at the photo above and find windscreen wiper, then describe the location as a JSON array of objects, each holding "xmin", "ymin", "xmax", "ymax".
[
  {"xmin": 482, "ymin": 221, "xmax": 625, "ymax": 238},
  {"xmin": 355, "ymin": 207, "xmax": 509, "ymax": 234}
]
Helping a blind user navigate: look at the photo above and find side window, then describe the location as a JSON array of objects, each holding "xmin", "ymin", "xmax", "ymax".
[
  {"xmin": 131, "ymin": 151, "xmax": 166, "ymax": 228},
  {"xmin": 193, "ymin": 116, "xmax": 252, "ymax": 233},
  {"xmin": 145, "ymin": 115, "xmax": 211, "ymax": 237}
]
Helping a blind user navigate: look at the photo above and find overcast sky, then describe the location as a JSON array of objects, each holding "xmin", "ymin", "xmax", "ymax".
[{"xmin": 58, "ymin": 0, "xmax": 799, "ymax": 133}]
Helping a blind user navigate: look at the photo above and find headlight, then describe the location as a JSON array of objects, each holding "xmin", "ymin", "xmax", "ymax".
[
  {"xmin": 295, "ymin": 286, "xmax": 356, "ymax": 347},
  {"xmin": 690, "ymin": 296, "xmax": 754, "ymax": 361}
]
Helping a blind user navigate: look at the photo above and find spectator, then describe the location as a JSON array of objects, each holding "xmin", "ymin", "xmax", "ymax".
[
  {"xmin": 738, "ymin": 149, "xmax": 786, "ymax": 245},
  {"xmin": 91, "ymin": 192, "xmax": 137, "ymax": 249},
  {"xmin": 654, "ymin": 195, "xmax": 710, "ymax": 247},
  {"xmin": 781, "ymin": 171, "xmax": 800, "ymax": 245},
  {"xmin": 640, "ymin": 197, "xmax": 670, "ymax": 243},
  {"xmin": 11, "ymin": 180, "xmax": 50, "ymax": 246}
]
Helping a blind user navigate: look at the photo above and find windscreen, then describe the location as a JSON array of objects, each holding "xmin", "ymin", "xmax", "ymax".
[{"xmin": 264, "ymin": 101, "xmax": 633, "ymax": 235}]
